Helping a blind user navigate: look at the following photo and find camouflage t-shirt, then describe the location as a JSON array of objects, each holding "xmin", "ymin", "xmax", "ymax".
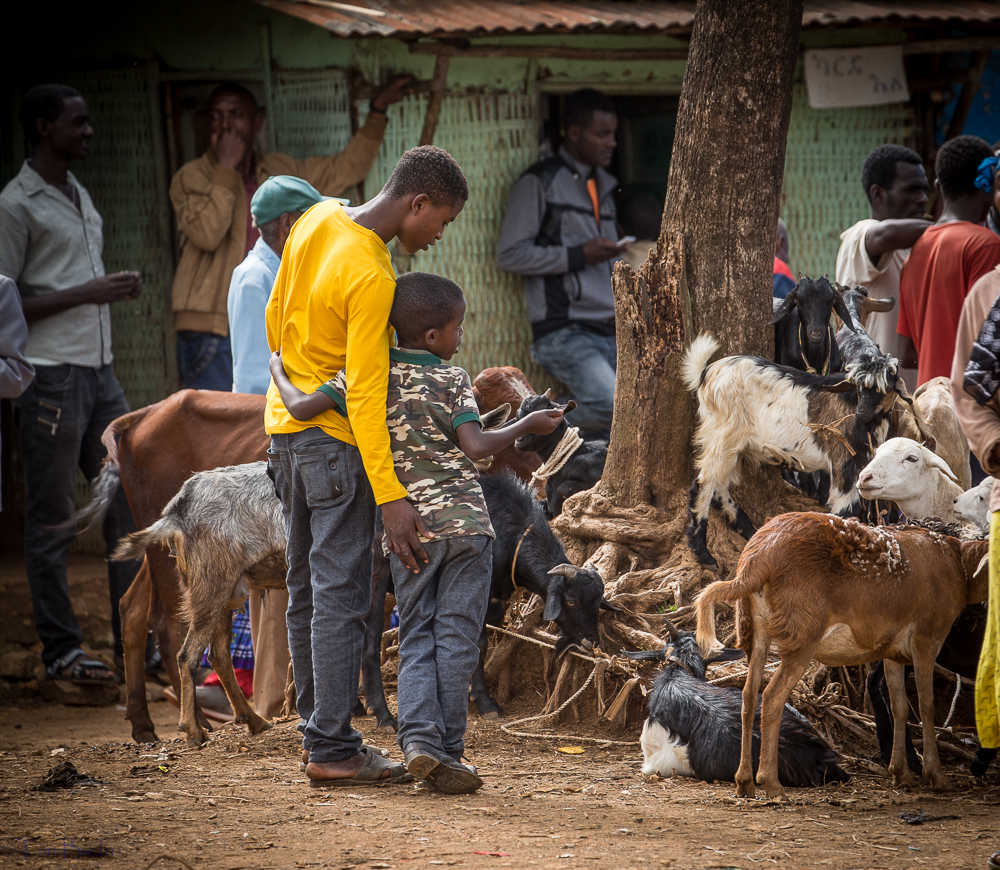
[{"xmin": 319, "ymin": 347, "xmax": 494, "ymax": 541}]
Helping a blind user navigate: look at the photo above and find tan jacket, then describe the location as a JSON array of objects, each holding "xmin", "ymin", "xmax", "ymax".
[
  {"xmin": 951, "ymin": 265, "xmax": 1000, "ymax": 512},
  {"xmin": 169, "ymin": 114, "xmax": 388, "ymax": 335}
]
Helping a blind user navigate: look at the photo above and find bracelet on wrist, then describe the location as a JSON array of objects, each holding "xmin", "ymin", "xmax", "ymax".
[{"xmin": 369, "ymin": 103, "xmax": 387, "ymax": 115}]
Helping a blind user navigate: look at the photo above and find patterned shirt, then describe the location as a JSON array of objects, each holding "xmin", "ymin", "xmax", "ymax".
[{"xmin": 320, "ymin": 347, "xmax": 494, "ymax": 541}]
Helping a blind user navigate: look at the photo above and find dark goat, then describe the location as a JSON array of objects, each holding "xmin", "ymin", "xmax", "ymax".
[
  {"xmin": 471, "ymin": 470, "xmax": 618, "ymax": 716},
  {"xmin": 625, "ymin": 621, "xmax": 849, "ymax": 786},
  {"xmin": 361, "ymin": 470, "xmax": 618, "ymax": 724},
  {"xmin": 770, "ymin": 276, "xmax": 855, "ymax": 375},
  {"xmin": 835, "ymin": 284, "xmax": 896, "ymax": 368},
  {"xmin": 514, "ymin": 391, "xmax": 607, "ymax": 517}
]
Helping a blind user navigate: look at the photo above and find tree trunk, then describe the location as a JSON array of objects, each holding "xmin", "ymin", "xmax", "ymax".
[{"xmin": 555, "ymin": 0, "xmax": 809, "ymax": 583}]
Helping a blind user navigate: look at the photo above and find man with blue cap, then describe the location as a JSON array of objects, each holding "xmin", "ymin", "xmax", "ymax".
[{"xmin": 226, "ymin": 174, "xmax": 339, "ymax": 719}]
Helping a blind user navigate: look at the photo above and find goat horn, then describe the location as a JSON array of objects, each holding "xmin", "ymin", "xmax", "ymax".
[
  {"xmin": 547, "ymin": 563, "xmax": 578, "ymax": 578},
  {"xmin": 662, "ymin": 617, "xmax": 681, "ymax": 640}
]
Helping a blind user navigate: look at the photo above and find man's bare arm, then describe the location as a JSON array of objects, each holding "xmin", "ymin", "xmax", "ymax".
[
  {"xmin": 864, "ymin": 219, "xmax": 932, "ymax": 262},
  {"xmin": 22, "ymin": 271, "xmax": 141, "ymax": 323},
  {"xmin": 268, "ymin": 351, "xmax": 336, "ymax": 421},
  {"xmin": 456, "ymin": 409, "xmax": 563, "ymax": 461}
]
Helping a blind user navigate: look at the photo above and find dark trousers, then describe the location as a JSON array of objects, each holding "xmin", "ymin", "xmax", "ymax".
[
  {"xmin": 269, "ymin": 430, "xmax": 376, "ymax": 763},
  {"xmin": 176, "ymin": 330, "xmax": 233, "ymax": 391},
  {"xmin": 14, "ymin": 363, "xmax": 140, "ymax": 668}
]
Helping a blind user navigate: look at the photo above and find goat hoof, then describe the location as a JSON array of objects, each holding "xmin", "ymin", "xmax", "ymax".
[
  {"xmin": 185, "ymin": 729, "xmax": 210, "ymax": 748},
  {"xmin": 375, "ymin": 718, "xmax": 399, "ymax": 732},
  {"xmin": 735, "ymin": 780, "xmax": 755, "ymax": 798},
  {"xmin": 891, "ymin": 769, "xmax": 920, "ymax": 788},
  {"xmin": 248, "ymin": 717, "xmax": 272, "ymax": 735},
  {"xmin": 481, "ymin": 710, "xmax": 500, "ymax": 720},
  {"xmin": 926, "ymin": 772, "xmax": 952, "ymax": 791},
  {"xmin": 132, "ymin": 730, "xmax": 159, "ymax": 745},
  {"xmin": 764, "ymin": 787, "xmax": 789, "ymax": 802}
]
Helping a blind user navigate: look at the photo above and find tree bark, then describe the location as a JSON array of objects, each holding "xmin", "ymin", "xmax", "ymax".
[{"xmin": 555, "ymin": 0, "xmax": 806, "ymax": 580}]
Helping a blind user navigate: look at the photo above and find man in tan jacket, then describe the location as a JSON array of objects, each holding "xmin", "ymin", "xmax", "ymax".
[{"xmin": 170, "ymin": 76, "xmax": 412, "ymax": 389}]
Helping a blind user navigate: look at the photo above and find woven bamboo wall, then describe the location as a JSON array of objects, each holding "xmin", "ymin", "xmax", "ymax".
[
  {"xmin": 783, "ymin": 84, "xmax": 910, "ymax": 279},
  {"xmin": 272, "ymin": 70, "xmax": 354, "ymax": 156}
]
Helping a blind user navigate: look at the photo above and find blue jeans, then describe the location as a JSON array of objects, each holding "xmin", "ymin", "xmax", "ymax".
[
  {"xmin": 176, "ymin": 330, "xmax": 233, "ymax": 391},
  {"xmin": 531, "ymin": 324, "xmax": 617, "ymax": 434},
  {"xmin": 14, "ymin": 364, "xmax": 140, "ymax": 668},
  {"xmin": 391, "ymin": 535, "xmax": 492, "ymax": 760},
  {"xmin": 268, "ymin": 430, "xmax": 376, "ymax": 763}
]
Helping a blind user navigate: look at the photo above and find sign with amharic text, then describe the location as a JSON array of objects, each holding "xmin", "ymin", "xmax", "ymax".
[{"xmin": 804, "ymin": 45, "xmax": 909, "ymax": 109}]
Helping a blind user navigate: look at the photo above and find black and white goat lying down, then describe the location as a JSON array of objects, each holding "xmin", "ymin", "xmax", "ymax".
[
  {"xmin": 624, "ymin": 621, "xmax": 849, "ymax": 787},
  {"xmin": 682, "ymin": 333, "xmax": 913, "ymax": 568}
]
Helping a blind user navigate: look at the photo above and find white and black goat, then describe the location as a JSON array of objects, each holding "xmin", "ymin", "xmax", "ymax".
[
  {"xmin": 625, "ymin": 620, "xmax": 849, "ymax": 786},
  {"xmin": 514, "ymin": 391, "xmax": 607, "ymax": 517},
  {"xmin": 771, "ymin": 276, "xmax": 855, "ymax": 375},
  {"xmin": 683, "ymin": 333, "xmax": 911, "ymax": 569}
]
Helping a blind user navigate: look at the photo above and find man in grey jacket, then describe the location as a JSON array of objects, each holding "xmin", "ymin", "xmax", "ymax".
[{"xmin": 497, "ymin": 89, "xmax": 627, "ymax": 437}]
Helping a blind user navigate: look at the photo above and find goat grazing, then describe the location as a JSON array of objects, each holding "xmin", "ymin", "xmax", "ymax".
[
  {"xmin": 856, "ymin": 437, "xmax": 964, "ymax": 523},
  {"xmin": 113, "ymin": 461, "xmax": 285, "ymax": 747},
  {"xmin": 695, "ymin": 512, "xmax": 989, "ymax": 799},
  {"xmin": 624, "ymin": 621, "xmax": 849, "ymax": 786},
  {"xmin": 770, "ymin": 276, "xmax": 855, "ymax": 374},
  {"xmin": 683, "ymin": 333, "xmax": 910, "ymax": 568},
  {"xmin": 471, "ymin": 470, "xmax": 618, "ymax": 716},
  {"xmin": 954, "ymin": 477, "xmax": 995, "ymax": 530},
  {"xmin": 514, "ymin": 391, "xmax": 607, "ymax": 517}
]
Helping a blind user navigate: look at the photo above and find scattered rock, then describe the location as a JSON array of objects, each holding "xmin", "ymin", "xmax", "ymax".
[
  {"xmin": 39, "ymin": 679, "xmax": 119, "ymax": 707},
  {"xmin": 0, "ymin": 649, "xmax": 40, "ymax": 680}
]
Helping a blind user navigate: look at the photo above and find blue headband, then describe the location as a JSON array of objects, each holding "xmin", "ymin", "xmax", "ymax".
[{"xmin": 975, "ymin": 156, "xmax": 999, "ymax": 193}]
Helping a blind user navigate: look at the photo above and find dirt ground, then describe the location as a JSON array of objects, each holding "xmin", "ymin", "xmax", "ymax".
[{"xmin": 2, "ymin": 557, "xmax": 999, "ymax": 870}]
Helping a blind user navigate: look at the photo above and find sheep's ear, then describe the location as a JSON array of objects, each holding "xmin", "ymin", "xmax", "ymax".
[
  {"xmin": 480, "ymin": 403, "xmax": 511, "ymax": 430},
  {"xmin": 768, "ymin": 288, "xmax": 797, "ymax": 325},
  {"xmin": 543, "ymin": 575, "xmax": 566, "ymax": 621},
  {"xmin": 820, "ymin": 379, "xmax": 856, "ymax": 393},
  {"xmin": 832, "ymin": 286, "xmax": 856, "ymax": 333},
  {"xmin": 705, "ymin": 647, "xmax": 746, "ymax": 663},
  {"xmin": 601, "ymin": 596, "xmax": 623, "ymax": 612},
  {"xmin": 923, "ymin": 447, "xmax": 958, "ymax": 483},
  {"xmin": 556, "ymin": 399, "xmax": 577, "ymax": 414}
]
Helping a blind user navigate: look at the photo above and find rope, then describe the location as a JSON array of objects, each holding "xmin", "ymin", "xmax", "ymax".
[
  {"xmin": 798, "ymin": 321, "xmax": 831, "ymax": 375},
  {"xmin": 530, "ymin": 427, "xmax": 584, "ymax": 484},
  {"xmin": 509, "ymin": 523, "xmax": 533, "ymax": 592},
  {"xmin": 942, "ymin": 668, "xmax": 963, "ymax": 730}
]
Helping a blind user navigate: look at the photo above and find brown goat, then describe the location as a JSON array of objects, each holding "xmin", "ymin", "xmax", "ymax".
[
  {"xmin": 473, "ymin": 366, "xmax": 541, "ymax": 483},
  {"xmin": 695, "ymin": 512, "xmax": 988, "ymax": 800}
]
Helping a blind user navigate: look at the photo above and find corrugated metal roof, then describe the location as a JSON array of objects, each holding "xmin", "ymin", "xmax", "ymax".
[{"xmin": 257, "ymin": 0, "xmax": 1000, "ymax": 39}]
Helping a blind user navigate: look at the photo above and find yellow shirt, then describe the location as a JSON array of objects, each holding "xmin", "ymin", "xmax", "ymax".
[{"xmin": 265, "ymin": 200, "xmax": 407, "ymax": 506}]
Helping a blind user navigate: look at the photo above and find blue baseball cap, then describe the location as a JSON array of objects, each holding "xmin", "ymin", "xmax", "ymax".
[{"xmin": 250, "ymin": 175, "xmax": 347, "ymax": 225}]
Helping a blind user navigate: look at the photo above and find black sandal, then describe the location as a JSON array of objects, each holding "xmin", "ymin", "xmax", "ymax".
[{"xmin": 46, "ymin": 650, "xmax": 118, "ymax": 685}]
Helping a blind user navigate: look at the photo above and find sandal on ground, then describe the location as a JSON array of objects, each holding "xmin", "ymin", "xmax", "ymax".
[
  {"xmin": 46, "ymin": 650, "xmax": 118, "ymax": 685},
  {"xmin": 307, "ymin": 748, "xmax": 412, "ymax": 788},
  {"xmin": 987, "ymin": 852, "xmax": 1000, "ymax": 870}
]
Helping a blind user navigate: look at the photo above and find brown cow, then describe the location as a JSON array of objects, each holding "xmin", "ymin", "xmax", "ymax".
[{"xmin": 76, "ymin": 390, "xmax": 268, "ymax": 743}]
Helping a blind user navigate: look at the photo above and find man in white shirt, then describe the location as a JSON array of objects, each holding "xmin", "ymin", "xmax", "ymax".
[
  {"xmin": 835, "ymin": 144, "xmax": 931, "ymax": 388},
  {"xmin": 0, "ymin": 85, "xmax": 143, "ymax": 686}
]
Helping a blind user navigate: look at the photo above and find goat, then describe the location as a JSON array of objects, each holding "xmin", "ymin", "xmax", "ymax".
[
  {"xmin": 834, "ymin": 284, "xmax": 896, "ymax": 367},
  {"xmin": 112, "ymin": 461, "xmax": 285, "ymax": 747},
  {"xmin": 770, "ymin": 276, "xmax": 855, "ymax": 374},
  {"xmin": 473, "ymin": 366, "xmax": 542, "ymax": 483},
  {"xmin": 896, "ymin": 377, "xmax": 972, "ymax": 490},
  {"xmin": 695, "ymin": 512, "xmax": 989, "ymax": 799},
  {"xmin": 470, "ymin": 470, "xmax": 619, "ymax": 716},
  {"xmin": 856, "ymin": 438, "xmax": 964, "ymax": 524},
  {"xmin": 954, "ymin": 477, "xmax": 995, "ymax": 530},
  {"xmin": 682, "ymin": 333, "xmax": 911, "ymax": 569},
  {"xmin": 624, "ymin": 620, "xmax": 849, "ymax": 786},
  {"xmin": 514, "ymin": 390, "xmax": 607, "ymax": 517}
]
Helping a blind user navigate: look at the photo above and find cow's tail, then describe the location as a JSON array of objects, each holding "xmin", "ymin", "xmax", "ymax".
[{"xmin": 55, "ymin": 406, "xmax": 155, "ymax": 534}]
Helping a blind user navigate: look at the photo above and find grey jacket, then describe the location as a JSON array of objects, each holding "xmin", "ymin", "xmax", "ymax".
[
  {"xmin": 0, "ymin": 275, "xmax": 35, "ymax": 508},
  {"xmin": 497, "ymin": 146, "xmax": 619, "ymax": 341}
]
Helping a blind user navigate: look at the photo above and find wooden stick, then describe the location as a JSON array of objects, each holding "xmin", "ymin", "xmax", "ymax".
[
  {"xmin": 419, "ymin": 54, "xmax": 450, "ymax": 146},
  {"xmin": 408, "ymin": 43, "xmax": 688, "ymax": 62},
  {"xmin": 603, "ymin": 676, "xmax": 640, "ymax": 724},
  {"xmin": 541, "ymin": 657, "xmax": 574, "ymax": 719}
]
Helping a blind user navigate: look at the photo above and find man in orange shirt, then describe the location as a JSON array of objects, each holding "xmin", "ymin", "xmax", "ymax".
[
  {"xmin": 897, "ymin": 135, "xmax": 1000, "ymax": 386},
  {"xmin": 266, "ymin": 146, "xmax": 468, "ymax": 787}
]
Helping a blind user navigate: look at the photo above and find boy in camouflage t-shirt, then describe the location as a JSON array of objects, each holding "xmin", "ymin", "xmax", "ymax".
[{"xmin": 270, "ymin": 272, "xmax": 562, "ymax": 793}]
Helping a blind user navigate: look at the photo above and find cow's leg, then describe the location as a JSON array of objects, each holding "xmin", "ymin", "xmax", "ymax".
[
  {"xmin": 121, "ymin": 560, "xmax": 159, "ymax": 744},
  {"xmin": 757, "ymin": 649, "xmax": 813, "ymax": 801},
  {"xmin": 912, "ymin": 646, "xmax": 950, "ymax": 790},
  {"xmin": 735, "ymin": 626, "xmax": 768, "ymax": 797},
  {"xmin": 885, "ymin": 660, "xmax": 919, "ymax": 787},
  {"xmin": 208, "ymin": 610, "xmax": 271, "ymax": 737}
]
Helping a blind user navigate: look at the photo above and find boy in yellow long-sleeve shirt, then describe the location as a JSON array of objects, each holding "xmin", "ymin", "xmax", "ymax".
[{"xmin": 265, "ymin": 145, "xmax": 468, "ymax": 788}]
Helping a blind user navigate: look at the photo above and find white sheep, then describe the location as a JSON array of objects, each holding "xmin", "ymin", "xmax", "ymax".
[
  {"xmin": 856, "ymin": 437, "xmax": 963, "ymax": 523},
  {"xmin": 953, "ymin": 477, "xmax": 995, "ymax": 531}
]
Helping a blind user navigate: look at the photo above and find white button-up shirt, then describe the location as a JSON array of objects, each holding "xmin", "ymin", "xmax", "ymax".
[{"xmin": 0, "ymin": 161, "xmax": 113, "ymax": 367}]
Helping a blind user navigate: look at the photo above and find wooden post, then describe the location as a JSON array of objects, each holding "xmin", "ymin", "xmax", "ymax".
[
  {"xmin": 259, "ymin": 22, "xmax": 277, "ymax": 153},
  {"xmin": 419, "ymin": 54, "xmax": 450, "ymax": 146},
  {"xmin": 944, "ymin": 51, "xmax": 990, "ymax": 141}
]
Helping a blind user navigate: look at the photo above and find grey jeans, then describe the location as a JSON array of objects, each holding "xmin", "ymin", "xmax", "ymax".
[
  {"xmin": 391, "ymin": 534, "xmax": 492, "ymax": 760},
  {"xmin": 268, "ymin": 429, "xmax": 376, "ymax": 763}
]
